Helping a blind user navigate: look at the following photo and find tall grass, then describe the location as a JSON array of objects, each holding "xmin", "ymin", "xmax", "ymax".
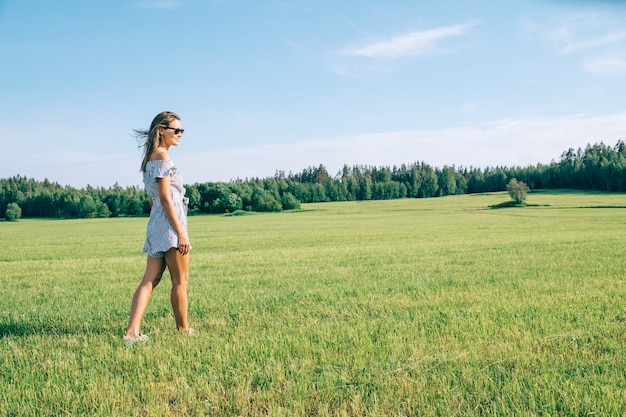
[{"xmin": 1, "ymin": 191, "xmax": 625, "ymax": 416}]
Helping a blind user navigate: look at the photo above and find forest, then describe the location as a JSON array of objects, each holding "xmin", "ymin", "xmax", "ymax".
[{"xmin": 2, "ymin": 140, "xmax": 625, "ymax": 220}]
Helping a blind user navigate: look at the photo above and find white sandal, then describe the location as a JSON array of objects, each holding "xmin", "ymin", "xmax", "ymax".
[{"xmin": 123, "ymin": 333, "xmax": 149, "ymax": 343}]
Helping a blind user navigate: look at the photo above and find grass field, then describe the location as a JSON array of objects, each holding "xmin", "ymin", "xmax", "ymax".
[{"xmin": 1, "ymin": 190, "xmax": 625, "ymax": 416}]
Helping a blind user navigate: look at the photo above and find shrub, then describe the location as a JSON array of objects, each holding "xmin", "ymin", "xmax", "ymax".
[
  {"xmin": 280, "ymin": 192, "xmax": 301, "ymax": 210},
  {"xmin": 5, "ymin": 202, "xmax": 22, "ymax": 221},
  {"xmin": 251, "ymin": 188, "xmax": 283, "ymax": 212}
]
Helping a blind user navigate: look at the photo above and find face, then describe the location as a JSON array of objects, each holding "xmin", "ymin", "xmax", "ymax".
[{"xmin": 160, "ymin": 119, "xmax": 184, "ymax": 147}]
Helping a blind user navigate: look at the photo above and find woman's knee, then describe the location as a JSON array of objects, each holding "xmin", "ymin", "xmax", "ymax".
[
  {"xmin": 141, "ymin": 257, "xmax": 166, "ymax": 287},
  {"xmin": 170, "ymin": 271, "xmax": 189, "ymax": 288}
]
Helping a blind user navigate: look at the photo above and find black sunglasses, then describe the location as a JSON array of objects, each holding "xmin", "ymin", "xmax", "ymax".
[{"xmin": 164, "ymin": 127, "xmax": 185, "ymax": 134}]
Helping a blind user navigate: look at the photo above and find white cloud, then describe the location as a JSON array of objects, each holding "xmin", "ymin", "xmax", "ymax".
[
  {"xmin": 547, "ymin": 27, "xmax": 626, "ymax": 54},
  {"xmin": 176, "ymin": 111, "xmax": 626, "ymax": 183},
  {"xmin": 581, "ymin": 56, "xmax": 626, "ymax": 76},
  {"xmin": 7, "ymin": 113, "xmax": 626, "ymax": 188},
  {"xmin": 343, "ymin": 22, "xmax": 477, "ymax": 59}
]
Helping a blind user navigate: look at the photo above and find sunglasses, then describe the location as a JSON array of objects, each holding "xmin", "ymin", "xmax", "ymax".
[{"xmin": 164, "ymin": 127, "xmax": 185, "ymax": 135}]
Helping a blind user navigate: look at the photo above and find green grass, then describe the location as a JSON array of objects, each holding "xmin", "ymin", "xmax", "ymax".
[{"xmin": 1, "ymin": 191, "xmax": 625, "ymax": 416}]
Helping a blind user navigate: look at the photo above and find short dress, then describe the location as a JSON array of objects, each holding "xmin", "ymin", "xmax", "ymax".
[{"xmin": 142, "ymin": 160, "xmax": 190, "ymax": 258}]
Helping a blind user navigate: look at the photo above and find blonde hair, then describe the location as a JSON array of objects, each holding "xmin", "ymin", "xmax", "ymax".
[{"xmin": 135, "ymin": 111, "xmax": 181, "ymax": 172}]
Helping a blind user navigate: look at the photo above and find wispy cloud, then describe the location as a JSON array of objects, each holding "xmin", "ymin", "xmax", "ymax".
[
  {"xmin": 581, "ymin": 56, "xmax": 626, "ymax": 76},
  {"xmin": 522, "ymin": 14, "xmax": 626, "ymax": 76},
  {"xmin": 343, "ymin": 21, "xmax": 478, "ymax": 59},
  {"xmin": 546, "ymin": 26, "xmax": 626, "ymax": 54}
]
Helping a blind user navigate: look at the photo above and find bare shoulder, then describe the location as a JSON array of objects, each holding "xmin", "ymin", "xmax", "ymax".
[{"xmin": 149, "ymin": 150, "xmax": 170, "ymax": 161}]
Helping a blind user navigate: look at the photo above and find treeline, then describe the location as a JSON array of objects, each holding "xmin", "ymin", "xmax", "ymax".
[{"xmin": 2, "ymin": 141, "xmax": 625, "ymax": 219}]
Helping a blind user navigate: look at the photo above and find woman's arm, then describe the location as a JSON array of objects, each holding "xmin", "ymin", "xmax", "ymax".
[{"xmin": 157, "ymin": 176, "xmax": 190, "ymax": 255}]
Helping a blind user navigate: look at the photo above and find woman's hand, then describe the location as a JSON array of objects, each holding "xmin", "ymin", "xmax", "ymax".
[{"xmin": 178, "ymin": 233, "xmax": 191, "ymax": 256}]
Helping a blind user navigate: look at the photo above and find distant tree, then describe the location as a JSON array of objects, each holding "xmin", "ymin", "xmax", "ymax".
[
  {"xmin": 438, "ymin": 166, "xmax": 457, "ymax": 195},
  {"xmin": 96, "ymin": 202, "xmax": 112, "ymax": 218},
  {"xmin": 5, "ymin": 202, "xmax": 22, "ymax": 221},
  {"xmin": 310, "ymin": 183, "xmax": 329, "ymax": 202},
  {"xmin": 251, "ymin": 187, "xmax": 282, "ymax": 212},
  {"xmin": 419, "ymin": 166, "xmax": 438, "ymax": 198},
  {"xmin": 125, "ymin": 197, "xmax": 143, "ymax": 216},
  {"xmin": 506, "ymin": 178, "xmax": 530, "ymax": 204},
  {"xmin": 408, "ymin": 166, "xmax": 422, "ymax": 197},
  {"xmin": 184, "ymin": 185, "xmax": 201, "ymax": 213},
  {"xmin": 76, "ymin": 195, "xmax": 97, "ymax": 218},
  {"xmin": 280, "ymin": 192, "xmax": 301, "ymax": 210},
  {"xmin": 325, "ymin": 181, "xmax": 342, "ymax": 201},
  {"xmin": 358, "ymin": 174, "xmax": 372, "ymax": 200}
]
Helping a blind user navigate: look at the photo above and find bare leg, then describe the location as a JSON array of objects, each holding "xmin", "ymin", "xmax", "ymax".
[
  {"xmin": 164, "ymin": 247, "xmax": 190, "ymax": 331},
  {"xmin": 125, "ymin": 256, "xmax": 166, "ymax": 338}
]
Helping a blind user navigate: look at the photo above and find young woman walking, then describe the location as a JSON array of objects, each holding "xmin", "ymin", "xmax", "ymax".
[{"xmin": 124, "ymin": 111, "xmax": 193, "ymax": 342}]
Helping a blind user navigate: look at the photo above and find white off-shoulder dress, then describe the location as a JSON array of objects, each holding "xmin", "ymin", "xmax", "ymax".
[{"xmin": 142, "ymin": 160, "xmax": 190, "ymax": 258}]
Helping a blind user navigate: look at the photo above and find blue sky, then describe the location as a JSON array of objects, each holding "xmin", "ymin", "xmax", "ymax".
[{"xmin": 1, "ymin": 0, "xmax": 625, "ymax": 188}]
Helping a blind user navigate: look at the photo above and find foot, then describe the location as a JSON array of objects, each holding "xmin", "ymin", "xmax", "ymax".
[{"xmin": 123, "ymin": 333, "xmax": 149, "ymax": 343}]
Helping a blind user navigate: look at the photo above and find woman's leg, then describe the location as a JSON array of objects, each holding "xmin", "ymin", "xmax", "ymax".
[
  {"xmin": 125, "ymin": 256, "xmax": 166, "ymax": 338},
  {"xmin": 164, "ymin": 248, "xmax": 190, "ymax": 331}
]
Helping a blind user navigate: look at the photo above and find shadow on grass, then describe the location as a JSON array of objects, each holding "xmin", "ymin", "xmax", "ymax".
[
  {"xmin": 489, "ymin": 201, "xmax": 549, "ymax": 209},
  {"xmin": 223, "ymin": 210, "xmax": 256, "ymax": 217},
  {"xmin": 489, "ymin": 201, "xmax": 626, "ymax": 210},
  {"xmin": 578, "ymin": 205, "xmax": 626, "ymax": 209},
  {"xmin": 0, "ymin": 316, "xmax": 112, "ymax": 338},
  {"xmin": 223, "ymin": 209, "xmax": 313, "ymax": 216}
]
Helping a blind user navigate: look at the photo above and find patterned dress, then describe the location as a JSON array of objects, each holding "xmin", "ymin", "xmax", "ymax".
[{"xmin": 142, "ymin": 160, "xmax": 190, "ymax": 258}]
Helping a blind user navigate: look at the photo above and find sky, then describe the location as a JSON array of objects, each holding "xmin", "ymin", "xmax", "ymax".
[{"xmin": 1, "ymin": 0, "xmax": 626, "ymax": 188}]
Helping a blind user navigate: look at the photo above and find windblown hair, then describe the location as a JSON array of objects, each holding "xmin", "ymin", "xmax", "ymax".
[{"xmin": 135, "ymin": 111, "xmax": 181, "ymax": 172}]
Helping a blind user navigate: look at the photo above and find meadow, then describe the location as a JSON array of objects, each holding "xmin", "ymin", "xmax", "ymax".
[{"xmin": 1, "ymin": 190, "xmax": 625, "ymax": 416}]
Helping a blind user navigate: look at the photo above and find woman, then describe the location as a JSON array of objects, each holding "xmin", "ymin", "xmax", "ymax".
[{"xmin": 124, "ymin": 111, "xmax": 193, "ymax": 342}]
